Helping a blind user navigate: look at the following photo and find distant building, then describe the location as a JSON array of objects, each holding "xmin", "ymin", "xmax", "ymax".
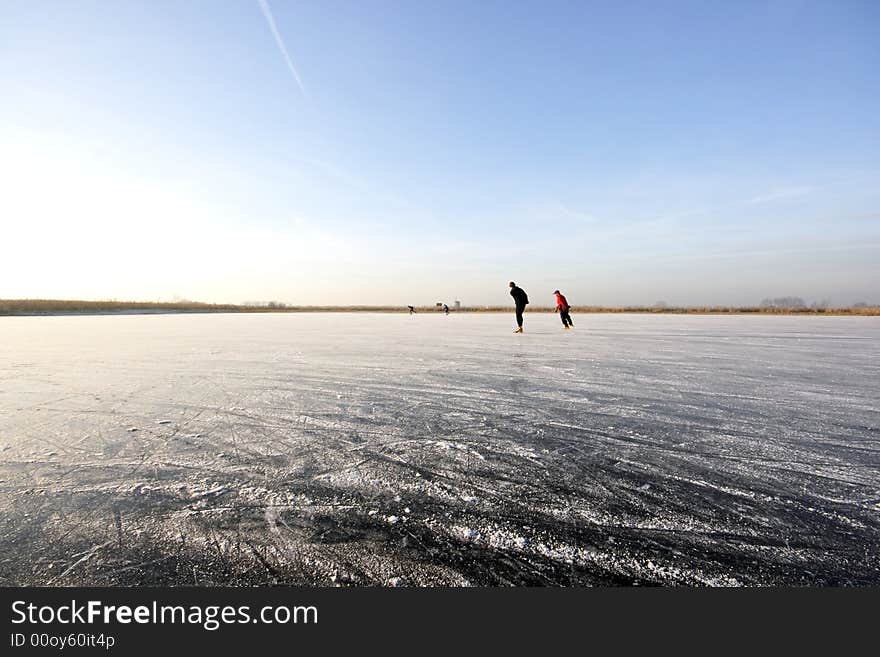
[{"xmin": 454, "ymin": 300, "xmax": 461, "ymax": 310}]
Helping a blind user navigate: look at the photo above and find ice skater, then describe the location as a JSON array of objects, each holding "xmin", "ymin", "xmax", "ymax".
[
  {"xmin": 443, "ymin": 303, "xmax": 450, "ymax": 315},
  {"xmin": 554, "ymin": 289, "xmax": 574, "ymax": 329},
  {"xmin": 509, "ymin": 281, "xmax": 529, "ymax": 333},
  {"xmin": 408, "ymin": 305, "xmax": 416, "ymax": 315}
]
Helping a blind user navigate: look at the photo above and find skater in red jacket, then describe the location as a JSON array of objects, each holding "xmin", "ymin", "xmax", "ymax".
[{"xmin": 554, "ymin": 290, "xmax": 574, "ymax": 329}]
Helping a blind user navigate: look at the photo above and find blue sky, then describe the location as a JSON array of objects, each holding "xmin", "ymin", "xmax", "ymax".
[{"xmin": 1, "ymin": 0, "xmax": 878, "ymax": 305}]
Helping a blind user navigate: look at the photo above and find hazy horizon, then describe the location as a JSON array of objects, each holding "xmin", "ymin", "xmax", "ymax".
[{"xmin": 2, "ymin": 1, "xmax": 878, "ymax": 307}]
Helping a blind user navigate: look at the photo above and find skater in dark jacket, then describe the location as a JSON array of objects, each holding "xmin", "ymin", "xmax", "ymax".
[
  {"xmin": 509, "ymin": 281, "xmax": 529, "ymax": 332},
  {"xmin": 554, "ymin": 290, "xmax": 574, "ymax": 329}
]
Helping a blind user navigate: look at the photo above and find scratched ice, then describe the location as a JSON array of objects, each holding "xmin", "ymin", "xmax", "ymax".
[{"xmin": 1, "ymin": 313, "xmax": 878, "ymax": 585}]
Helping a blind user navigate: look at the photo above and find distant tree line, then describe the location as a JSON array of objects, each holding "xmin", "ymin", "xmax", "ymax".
[
  {"xmin": 760, "ymin": 297, "xmax": 807, "ymax": 308},
  {"xmin": 758, "ymin": 297, "xmax": 861, "ymax": 309}
]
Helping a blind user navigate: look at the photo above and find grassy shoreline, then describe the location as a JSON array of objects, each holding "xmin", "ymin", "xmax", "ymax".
[{"xmin": 2, "ymin": 299, "xmax": 878, "ymax": 316}]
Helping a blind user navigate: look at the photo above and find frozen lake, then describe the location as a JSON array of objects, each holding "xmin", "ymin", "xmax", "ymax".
[{"xmin": 1, "ymin": 312, "xmax": 878, "ymax": 585}]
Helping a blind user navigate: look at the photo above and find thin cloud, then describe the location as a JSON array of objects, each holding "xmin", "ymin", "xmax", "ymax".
[
  {"xmin": 745, "ymin": 186, "xmax": 813, "ymax": 205},
  {"xmin": 256, "ymin": 0, "xmax": 308, "ymax": 98},
  {"xmin": 665, "ymin": 242, "xmax": 880, "ymax": 261},
  {"xmin": 299, "ymin": 157, "xmax": 414, "ymax": 209},
  {"xmin": 555, "ymin": 202, "xmax": 597, "ymax": 224}
]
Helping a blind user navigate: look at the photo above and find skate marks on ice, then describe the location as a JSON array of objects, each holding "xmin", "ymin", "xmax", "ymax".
[{"xmin": 0, "ymin": 313, "xmax": 878, "ymax": 585}]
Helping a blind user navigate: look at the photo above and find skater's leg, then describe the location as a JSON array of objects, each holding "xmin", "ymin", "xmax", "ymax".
[
  {"xmin": 515, "ymin": 305, "xmax": 524, "ymax": 328},
  {"xmin": 559, "ymin": 311, "xmax": 567, "ymax": 327}
]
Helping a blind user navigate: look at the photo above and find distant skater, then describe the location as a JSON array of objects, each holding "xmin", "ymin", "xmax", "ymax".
[
  {"xmin": 408, "ymin": 305, "xmax": 416, "ymax": 315},
  {"xmin": 554, "ymin": 289, "xmax": 574, "ymax": 329},
  {"xmin": 509, "ymin": 281, "xmax": 529, "ymax": 333},
  {"xmin": 443, "ymin": 303, "xmax": 449, "ymax": 315}
]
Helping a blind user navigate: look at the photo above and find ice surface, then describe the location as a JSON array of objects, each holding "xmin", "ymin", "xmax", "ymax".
[{"xmin": 1, "ymin": 312, "xmax": 878, "ymax": 585}]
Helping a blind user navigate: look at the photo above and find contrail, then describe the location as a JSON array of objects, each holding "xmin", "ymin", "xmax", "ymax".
[{"xmin": 257, "ymin": 0, "xmax": 309, "ymax": 98}]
